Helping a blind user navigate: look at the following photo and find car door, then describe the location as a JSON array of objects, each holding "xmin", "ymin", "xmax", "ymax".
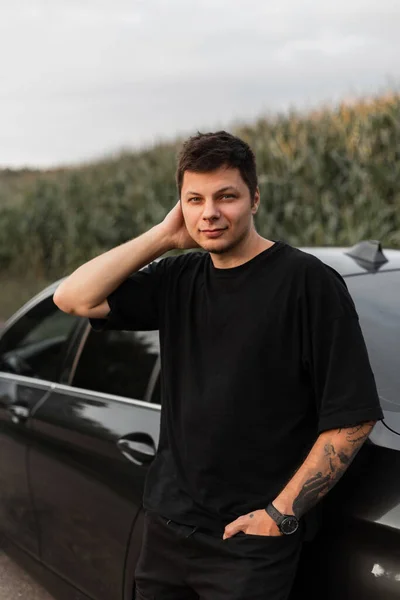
[
  {"xmin": 0, "ymin": 293, "xmax": 81, "ymax": 556},
  {"xmin": 29, "ymin": 321, "xmax": 162, "ymax": 600}
]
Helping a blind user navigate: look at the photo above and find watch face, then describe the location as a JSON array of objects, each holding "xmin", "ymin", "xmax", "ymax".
[{"xmin": 280, "ymin": 516, "xmax": 299, "ymax": 535}]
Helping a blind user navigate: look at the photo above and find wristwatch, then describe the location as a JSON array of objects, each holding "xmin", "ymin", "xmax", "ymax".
[{"xmin": 265, "ymin": 502, "xmax": 299, "ymax": 535}]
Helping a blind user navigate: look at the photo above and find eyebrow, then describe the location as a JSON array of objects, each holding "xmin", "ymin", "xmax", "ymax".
[{"xmin": 185, "ymin": 186, "xmax": 239, "ymax": 197}]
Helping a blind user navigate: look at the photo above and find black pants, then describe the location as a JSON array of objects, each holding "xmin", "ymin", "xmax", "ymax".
[{"xmin": 134, "ymin": 511, "xmax": 304, "ymax": 600}]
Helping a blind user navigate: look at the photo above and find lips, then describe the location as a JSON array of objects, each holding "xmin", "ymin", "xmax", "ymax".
[
  {"xmin": 201, "ymin": 228, "xmax": 227, "ymax": 238},
  {"xmin": 201, "ymin": 228, "xmax": 227, "ymax": 233}
]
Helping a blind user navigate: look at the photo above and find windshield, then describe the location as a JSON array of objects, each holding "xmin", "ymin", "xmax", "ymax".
[{"xmin": 346, "ymin": 271, "xmax": 400, "ymax": 410}]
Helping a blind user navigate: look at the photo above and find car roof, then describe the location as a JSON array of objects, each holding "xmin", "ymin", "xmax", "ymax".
[{"xmin": 299, "ymin": 243, "xmax": 400, "ymax": 277}]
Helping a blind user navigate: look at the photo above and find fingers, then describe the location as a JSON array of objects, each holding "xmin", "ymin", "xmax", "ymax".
[
  {"xmin": 223, "ymin": 516, "xmax": 246, "ymax": 539},
  {"xmin": 222, "ymin": 526, "xmax": 240, "ymax": 540}
]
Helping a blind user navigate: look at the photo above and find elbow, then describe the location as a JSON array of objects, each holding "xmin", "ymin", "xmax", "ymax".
[
  {"xmin": 53, "ymin": 285, "xmax": 76, "ymax": 315},
  {"xmin": 53, "ymin": 286, "xmax": 100, "ymax": 318}
]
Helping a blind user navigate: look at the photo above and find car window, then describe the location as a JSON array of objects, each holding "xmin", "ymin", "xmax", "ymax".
[
  {"xmin": 0, "ymin": 296, "xmax": 80, "ymax": 381},
  {"xmin": 71, "ymin": 328, "xmax": 160, "ymax": 401},
  {"xmin": 346, "ymin": 271, "xmax": 400, "ymax": 409}
]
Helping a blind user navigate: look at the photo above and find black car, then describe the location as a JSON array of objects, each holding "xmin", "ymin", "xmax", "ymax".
[{"xmin": 0, "ymin": 240, "xmax": 399, "ymax": 600}]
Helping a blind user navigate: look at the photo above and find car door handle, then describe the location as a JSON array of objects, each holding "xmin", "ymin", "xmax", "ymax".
[
  {"xmin": 8, "ymin": 404, "xmax": 30, "ymax": 424},
  {"xmin": 117, "ymin": 433, "xmax": 156, "ymax": 466}
]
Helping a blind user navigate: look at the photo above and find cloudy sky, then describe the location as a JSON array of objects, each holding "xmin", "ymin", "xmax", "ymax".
[{"xmin": 1, "ymin": 0, "xmax": 399, "ymax": 167}]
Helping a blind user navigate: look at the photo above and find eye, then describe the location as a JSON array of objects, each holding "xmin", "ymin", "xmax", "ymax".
[
  {"xmin": 188, "ymin": 197, "xmax": 201, "ymax": 203},
  {"xmin": 221, "ymin": 194, "xmax": 236, "ymax": 200}
]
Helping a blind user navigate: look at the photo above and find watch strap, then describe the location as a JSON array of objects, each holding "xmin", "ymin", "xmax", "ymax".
[{"xmin": 265, "ymin": 502, "xmax": 284, "ymax": 525}]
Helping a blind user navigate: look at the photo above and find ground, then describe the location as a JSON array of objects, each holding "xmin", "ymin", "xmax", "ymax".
[{"xmin": 0, "ymin": 549, "xmax": 55, "ymax": 600}]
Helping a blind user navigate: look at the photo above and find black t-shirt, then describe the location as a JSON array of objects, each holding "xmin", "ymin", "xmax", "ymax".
[{"xmin": 90, "ymin": 240, "xmax": 384, "ymax": 535}]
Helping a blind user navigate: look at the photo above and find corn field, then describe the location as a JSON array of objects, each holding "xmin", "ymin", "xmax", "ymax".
[{"xmin": 0, "ymin": 92, "xmax": 399, "ymax": 316}]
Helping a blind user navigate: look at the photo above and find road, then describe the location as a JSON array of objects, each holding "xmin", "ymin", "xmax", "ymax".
[{"xmin": 0, "ymin": 550, "xmax": 55, "ymax": 600}]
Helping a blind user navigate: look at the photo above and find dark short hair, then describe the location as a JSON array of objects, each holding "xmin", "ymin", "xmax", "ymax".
[{"xmin": 176, "ymin": 131, "xmax": 258, "ymax": 201}]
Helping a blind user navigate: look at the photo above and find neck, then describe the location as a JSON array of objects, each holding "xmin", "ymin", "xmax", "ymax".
[{"xmin": 210, "ymin": 231, "xmax": 275, "ymax": 269}]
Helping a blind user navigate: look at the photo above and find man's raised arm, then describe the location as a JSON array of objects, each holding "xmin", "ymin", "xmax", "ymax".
[{"xmin": 53, "ymin": 201, "xmax": 196, "ymax": 319}]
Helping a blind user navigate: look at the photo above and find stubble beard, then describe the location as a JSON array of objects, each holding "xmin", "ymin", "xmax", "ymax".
[{"xmin": 202, "ymin": 227, "xmax": 249, "ymax": 256}]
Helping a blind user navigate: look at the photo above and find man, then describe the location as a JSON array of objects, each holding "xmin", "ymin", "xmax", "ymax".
[{"xmin": 54, "ymin": 131, "xmax": 384, "ymax": 600}]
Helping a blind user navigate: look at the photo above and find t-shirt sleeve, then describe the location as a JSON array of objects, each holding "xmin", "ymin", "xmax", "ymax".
[
  {"xmin": 301, "ymin": 258, "xmax": 384, "ymax": 433},
  {"xmin": 89, "ymin": 259, "xmax": 166, "ymax": 332}
]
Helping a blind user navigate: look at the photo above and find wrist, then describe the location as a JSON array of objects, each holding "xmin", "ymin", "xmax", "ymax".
[
  {"xmin": 272, "ymin": 497, "xmax": 295, "ymax": 516},
  {"xmin": 265, "ymin": 502, "xmax": 300, "ymax": 535},
  {"xmin": 151, "ymin": 224, "xmax": 176, "ymax": 253}
]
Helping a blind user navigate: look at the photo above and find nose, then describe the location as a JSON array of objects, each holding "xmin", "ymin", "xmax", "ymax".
[{"xmin": 201, "ymin": 199, "xmax": 221, "ymax": 222}]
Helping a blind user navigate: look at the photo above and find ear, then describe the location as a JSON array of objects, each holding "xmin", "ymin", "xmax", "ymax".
[{"xmin": 251, "ymin": 187, "xmax": 260, "ymax": 214}]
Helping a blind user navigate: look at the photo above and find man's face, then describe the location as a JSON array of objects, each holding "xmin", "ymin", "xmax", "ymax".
[{"xmin": 180, "ymin": 166, "xmax": 259, "ymax": 255}]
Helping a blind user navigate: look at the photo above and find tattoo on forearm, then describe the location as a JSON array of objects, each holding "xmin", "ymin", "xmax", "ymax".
[
  {"xmin": 338, "ymin": 451, "xmax": 350, "ymax": 465},
  {"xmin": 292, "ymin": 421, "xmax": 374, "ymax": 518},
  {"xmin": 338, "ymin": 424, "xmax": 370, "ymax": 445},
  {"xmin": 324, "ymin": 443, "xmax": 336, "ymax": 472}
]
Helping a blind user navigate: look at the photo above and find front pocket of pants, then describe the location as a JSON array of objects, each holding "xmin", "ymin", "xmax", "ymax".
[{"xmin": 232, "ymin": 531, "xmax": 296, "ymax": 542}]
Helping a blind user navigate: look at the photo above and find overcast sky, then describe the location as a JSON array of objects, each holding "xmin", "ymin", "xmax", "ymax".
[{"xmin": 1, "ymin": 0, "xmax": 399, "ymax": 168}]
